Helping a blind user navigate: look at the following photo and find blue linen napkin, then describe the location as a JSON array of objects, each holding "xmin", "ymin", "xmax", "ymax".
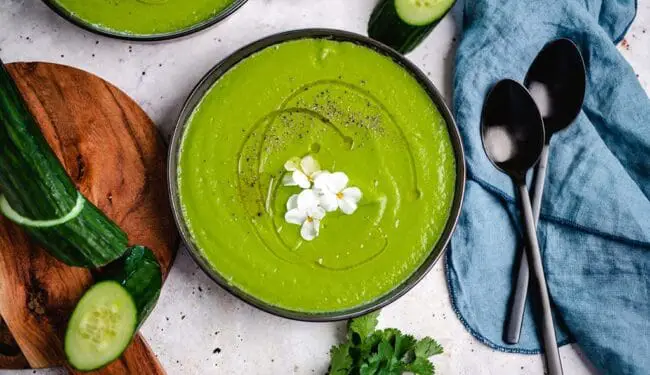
[{"xmin": 446, "ymin": 0, "xmax": 650, "ymax": 374}]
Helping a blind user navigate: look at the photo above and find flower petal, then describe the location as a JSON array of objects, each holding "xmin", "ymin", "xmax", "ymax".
[
  {"xmin": 328, "ymin": 172, "xmax": 349, "ymax": 192},
  {"xmin": 282, "ymin": 173, "xmax": 298, "ymax": 186},
  {"xmin": 338, "ymin": 197, "xmax": 358, "ymax": 215},
  {"xmin": 284, "ymin": 157, "xmax": 301, "ymax": 172},
  {"xmin": 342, "ymin": 187, "xmax": 362, "ymax": 203},
  {"xmin": 317, "ymin": 190, "xmax": 338, "ymax": 212},
  {"xmin": 300, "ymin": 219, "xmax": 319, "ymax": 241},
  {"xmin": 297, "ymin": 189, "xmax": 319, "ymax": 210},
  {"xmin": 313, "ymin": 171, "xmax": 332, "ymax": 191},
  {"xmin": 286, "ymin": 194, "xmax": 299, "ymax": 210},
  {"xmin": 292, "ymin": 170, "xmax": 311, "ymax": 189},
  {"xmin": 310, "ymin": 206, "xmax": 326, "ymax": 220},
  {"xmin": 285, "ymin": 208, "xmax": 307, "ymax": 225},
  {"xmin": 300, "ymin": 155, "xmax": 320, "ymax": 176},
  {"xmin": 311, "ymin": 170, "xmax": 329, "ymax": 183}
]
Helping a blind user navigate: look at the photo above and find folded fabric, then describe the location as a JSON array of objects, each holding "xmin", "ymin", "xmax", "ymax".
[{"xmin": 446, "ymin": 0, "xmax": 650, "ymax": 374}]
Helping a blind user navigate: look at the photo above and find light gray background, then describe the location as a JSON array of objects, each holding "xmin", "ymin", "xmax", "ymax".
[{"xmin": 0, "ymin": 0, "xmax": 648, "ymax": 374}]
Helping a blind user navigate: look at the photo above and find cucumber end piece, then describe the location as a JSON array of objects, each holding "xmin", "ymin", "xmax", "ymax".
[
  {"xmin": 65, "ymin": 281, "xmax": 137, "ymax": 371},
  {"xmin": 395, "ymin": 0, "xmax": 455, "ymax": 26}
]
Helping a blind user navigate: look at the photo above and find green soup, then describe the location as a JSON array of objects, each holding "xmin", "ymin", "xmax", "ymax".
[
  {"xmin": 50, "ymin": 0, "xmax": 236, "ymax": 36},
  {"xmin": 178, "ymin": 38, "xmax": 457, "ymax": 313}
]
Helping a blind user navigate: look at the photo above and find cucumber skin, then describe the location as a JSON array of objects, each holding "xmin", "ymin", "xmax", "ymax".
[
  {"xmin": 98, "ymin": 245, "xmax": 162, "ymax": 326},
  {"xmin": 0, "ymin": 60, "xmax": 127, "ymax": 267},
  {"xmin": 66, "ymin": 246, "xmax": 162, "ymax": 371},
  {"xmin": 368, "ymin": 0, "xmax": 455, "ymax": 54}
]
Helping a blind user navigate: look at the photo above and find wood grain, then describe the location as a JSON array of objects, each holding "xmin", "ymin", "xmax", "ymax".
[
  {"xmin": 0, "ymin": 62, "xmax": 178, "ymax": 373},
  {"xmin": 0, "ymin": 316, "xmax": 28, "ymax": 369}
]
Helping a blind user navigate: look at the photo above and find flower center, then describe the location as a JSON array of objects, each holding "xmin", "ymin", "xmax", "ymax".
[
  {"xmin": 336, "ymin": 192, "xmax": 344, "ymax": 199},
  {"xmin": 306, "ymin": 216, "xmax": 314, "ymax": 223}
]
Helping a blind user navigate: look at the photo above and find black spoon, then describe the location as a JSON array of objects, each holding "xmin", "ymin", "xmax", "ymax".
[
  {"xmin": 504, "ymin": 39, "xmax": 587, "ymax": 345},
  {"xmin": 482, "ymin": 79, "xmax": 563, "ymax": 375}
]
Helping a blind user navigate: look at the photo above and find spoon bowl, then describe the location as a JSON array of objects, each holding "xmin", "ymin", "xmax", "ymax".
[
  {"xmin": 525, "ymin": 38, "xmax": 586, "ymax": 137},
  {"xmin": 481, "ymin": 79, "xmax": 545, "ymax": 179}
]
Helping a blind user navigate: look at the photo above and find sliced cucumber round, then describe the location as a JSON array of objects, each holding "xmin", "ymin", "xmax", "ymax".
[
  {"xmin": 65, "ymin": 281, "xmax": 137, "ymax": 372},
  {"xmin": 395, "ymin": 0, "xmax": 454, "ymax": 26},
  {"xmin": 368, "ymin": 0, "xmax": 455, "ymax": 54},
  {"xmin": 0, "ymin": 193, "xmax": 85, "ymax": 228}
]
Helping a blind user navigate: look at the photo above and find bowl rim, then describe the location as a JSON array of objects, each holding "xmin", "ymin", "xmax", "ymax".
[
  {"xmin": 40, "ymin": 0, "xmax": 248, "ymax": 42},
  {"xmin": 167, "ymin": 28, "xmax": 466, "ymax": 322}
]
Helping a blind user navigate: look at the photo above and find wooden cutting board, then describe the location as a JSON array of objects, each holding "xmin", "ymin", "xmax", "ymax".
[{"xmin": 0, "ymin": 62, "xmax": 179, "ymax": 374}]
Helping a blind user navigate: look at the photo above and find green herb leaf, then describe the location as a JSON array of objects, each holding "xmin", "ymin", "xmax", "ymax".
[
  {"xmin": 404, "ymin": 357, "xmax": 435, "ymax": 375},
  {"xmin": 349, "ymin": 310, "xmax": 380, "ymax": 342},
  {"xmin": 414, "ymin": 337, "xmax": 444, "ymax": 358},
  {"xmin": 377, "ymin": 340, "xmax": 394, "ymax": 362},
  {"xmin": 329, "ymin": 343, "xmax": 353, "ymax": 375},
  {"xmin": 393, "ymin": 333, "xmax": 416, "ymax": 361},
  {"xmin": 359, "ymin": 352, "xmax": 382, "ymax": 375},
  {"xmin": 328, "ymin": 311, "xmax": 443, "ymax": 375}
]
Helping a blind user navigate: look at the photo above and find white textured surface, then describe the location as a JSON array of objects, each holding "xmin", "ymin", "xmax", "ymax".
[{"xmin": 0, "ymin": 0, "xmax": 648, "ymax": 374}]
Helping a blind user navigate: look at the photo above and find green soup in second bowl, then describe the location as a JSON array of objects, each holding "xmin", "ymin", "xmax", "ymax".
[
  {"xmin": 49, "ymin": 0, "xmax": 237, "ymax": 37},
  {"xmin": 178, "ymin": 38, "xmax": 457, "ymax": 314}
]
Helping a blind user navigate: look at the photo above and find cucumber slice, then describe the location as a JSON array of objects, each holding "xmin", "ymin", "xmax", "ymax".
[
  {"xmin": 368, "ymin": 0, "xmax": 455, "ymax": 54},
  {"xmin": 65, "ymin": 281, "xmax": 137, "ymax": 372},
  {"xmin": 395, "ymin": 0, "xmax": 453, "ymax": 26},
  {"xmin": 65, "ymin": 246, "xmax": 162, "ymax": 371},
  {"xmin": 0, "ymin": 193, "xmax": 85, "ymax": 228}
]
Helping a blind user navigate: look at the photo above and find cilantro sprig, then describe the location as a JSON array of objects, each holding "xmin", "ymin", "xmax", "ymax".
[{"xmin": 328, "ymin": 311, "xmax": 443, "ymax": 375}]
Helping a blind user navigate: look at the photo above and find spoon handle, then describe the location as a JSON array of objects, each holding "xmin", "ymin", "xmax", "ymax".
[
  {"xmin": 504, "ymin": 144, "xmax": 549, "ymax": 344},
  {"xmin": 516, "ymin": 182, "xmax": 563, "ymax": 375}
]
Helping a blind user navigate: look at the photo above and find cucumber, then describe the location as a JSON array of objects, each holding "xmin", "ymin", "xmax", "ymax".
[
  {"xmin": 64, "ymin": 281, "xmax": 137, "ymax": 372},
  {"xmin": 395, "ymin": 0, "xmax": 453, "ymax": 26},
  {"xmin": 0, "ymin": 192, "xmax": 85, "ymax": 228},
  {"xmin": 65, "ymin": 246, "xmax": 162, "ymax": 371},
  {"xmin": 368, "ymin": 0, "xmax": 455, "ymax": 54},
  {"xmin": 96, "ymin": 245, "xmax": 163, "ymax": 323},
  {"xmin": 0, "ymin": 59, "xmax": 127, "ymax": 267}
]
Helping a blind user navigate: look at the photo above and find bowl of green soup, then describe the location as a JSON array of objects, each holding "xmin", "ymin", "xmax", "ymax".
[
  {"xmin": 42, "ymin": 0, "xmax": 247, "ymax": 40},
  {"xmin": 169, "ymin": 29, "xmax": 465, "ymax": 321}
]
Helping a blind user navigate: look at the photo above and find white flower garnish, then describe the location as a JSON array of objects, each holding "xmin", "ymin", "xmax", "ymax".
[
  {"xmin": 284, "ymin": 189, "xmax": 326, "ymax": 241},
  {"xmin": 282, "ymin": 155, "xmax": 321, "ymax": 189},
  {"xmin": 281, "ymin": 156, "xmax": 363, "ymax": 241},
  {"xmin": 314, "ymin": 171, "xmax": 362, "ymax": 215}
]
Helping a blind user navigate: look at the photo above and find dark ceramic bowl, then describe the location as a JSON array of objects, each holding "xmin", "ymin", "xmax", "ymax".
[
  {"xmin": 41, "ymin": 0, "xmax": 248, "ymax": 41},
  {"xmin": 168, "ymin": 29, "xmax": 466, "ymax": 321}
]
